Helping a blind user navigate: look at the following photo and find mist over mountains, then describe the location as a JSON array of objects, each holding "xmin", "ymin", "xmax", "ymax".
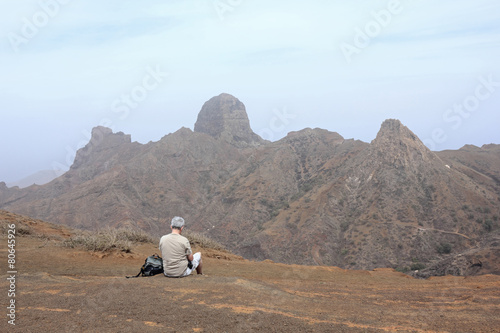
[
  {"xmin": 6, "ymin": 169, "xmax": 65, "ymax": 189},
  {"xmin": 1, "ymin": 93, "xmax": 499, "ymax": 275}
]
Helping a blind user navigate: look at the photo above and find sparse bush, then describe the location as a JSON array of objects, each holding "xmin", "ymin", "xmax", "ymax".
[
  {"xmin": 286, "ymin": 221, "xmax": 297, "ymax": 231},
  {"xmin": 17, "ymin": 224, "xmax": 35, "ymax": 235},
  {"xmin": 63, "ymin": 230, "xmax": 132, "ymax": 253},
  {"xmin": 437, "ymin": 242, "xmax": 452, "ymax": 254},
  {"xmin": 183, "ymin": 230, "xmax": 227, "ymax": 252},
  {"xmin": 410, "ymin": 262, "xmax": 425, "ymax": 271},
  {"xmin": 0, "ymin": 223, "xmax": 10, "ymax": 235},
  {"xmin": 1, "ymin": 223, "xmax": 34, "ymax": 236},
  {"xmin": 115, "ymin": 228, "xmax": 155, "ymax": 244},
  {"xmin": 396, "ymin": 266, "xmax": 410, "ymax": 273},
  {"xmin": 340, "ymin": 221, "xmax": 349, "ymax": 232},
  {"xmin": 301, "ymin": 182, "xmax": 314, "ymax": 193},
  {"xmin": 483, "ymin": 219, "xmax": 494, "ymax": 232},
  {"xmin": 62, "ymin": 227, "xmax": 156, "ymax": 253}
]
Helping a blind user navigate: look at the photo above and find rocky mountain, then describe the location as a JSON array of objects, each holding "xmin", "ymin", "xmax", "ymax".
[{"xmin": 1, "ymin": 93, "xmax": 499, "ymax": 275}]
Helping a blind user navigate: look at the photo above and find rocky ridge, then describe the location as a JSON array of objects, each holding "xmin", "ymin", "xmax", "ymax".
[{"xmin": 1, "ymin": 94, "xmax": 499, "ymax": 275}]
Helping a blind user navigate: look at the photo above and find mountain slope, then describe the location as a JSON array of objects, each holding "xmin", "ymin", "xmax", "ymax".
[
  {"xmin": 3, "ymin": 209, "xmax": 499, "ymax": 332},
  {"xmin": 1, "ymin": 95, "xmax": 499, "ymax": 274}
]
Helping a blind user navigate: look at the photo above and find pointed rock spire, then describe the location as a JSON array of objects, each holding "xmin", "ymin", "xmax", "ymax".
[{"xmin": 194, "ymin": 93, "xmax": 266, "ymax": 148}]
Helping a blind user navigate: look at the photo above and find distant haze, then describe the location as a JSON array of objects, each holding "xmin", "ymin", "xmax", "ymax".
[
  {"xmin": 1, "ymin": 0, "xmax": 499, "ymax": 183},
  {"xmin": 7, "ymin": 169, "xmax": 65, "ymax": 189}
]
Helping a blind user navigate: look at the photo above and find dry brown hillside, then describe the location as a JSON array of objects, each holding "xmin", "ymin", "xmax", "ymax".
[
  {"xmin": 1, "ymin": 210, "xmax": 500, "ymax": 332},
  {"xmin": 1, "ymin": 94, "xmax": 499, "ymax": 273}
]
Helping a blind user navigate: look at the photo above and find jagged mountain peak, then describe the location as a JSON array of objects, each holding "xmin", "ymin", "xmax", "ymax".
[
  {"xmin": 369, "ymin": 119, "xmax": 440, "ymax": 166},
  {"xmin": 194, "ymin": 93, "xmax": 266, "ymax": 148},
  {"xmin": 373, "ymin": 119, "xmax": 420, "ymax": 144},
  {"xmin": 67, "ymin": 126, "xmax": 136, "ymax": 184}
]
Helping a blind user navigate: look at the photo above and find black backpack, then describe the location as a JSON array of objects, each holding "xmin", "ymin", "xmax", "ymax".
[{"xmin": 126, "ymin": 254, "xmax": 164, "ymax": 278}]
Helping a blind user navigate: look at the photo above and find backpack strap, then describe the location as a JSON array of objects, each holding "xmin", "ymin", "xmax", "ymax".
[
  {"xmin": 126, "ymin": 267, "xmax": 144, "ymax": 279},
  {"xmin": 125, "ymin": 270, "xmax": 141, "ymax": 279}
]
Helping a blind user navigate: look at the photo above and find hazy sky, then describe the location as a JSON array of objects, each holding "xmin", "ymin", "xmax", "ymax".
[{"xmin": 1, "ymin": 0, "xmax": 499, "ymax": 183}]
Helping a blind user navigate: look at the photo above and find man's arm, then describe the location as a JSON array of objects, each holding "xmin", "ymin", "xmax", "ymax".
[{"xmin": 187, "ymin": 253, "xmax": 194, "ymax": 261}]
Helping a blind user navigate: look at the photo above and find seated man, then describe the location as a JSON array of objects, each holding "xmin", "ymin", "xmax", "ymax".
[{"xmin": 159, "ymin": 216, "xmax": 203, "ymax": 277}]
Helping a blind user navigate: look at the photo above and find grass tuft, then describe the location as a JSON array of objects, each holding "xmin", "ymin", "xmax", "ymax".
[
  {"xmin": 183, "ymin": 230, "xmax": 227, "ymax": 252},
  {"xmin": 63, "ymin": 227, "xmax": 155, "ymax": 253}
]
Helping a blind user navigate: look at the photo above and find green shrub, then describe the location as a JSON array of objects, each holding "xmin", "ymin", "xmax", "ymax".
[
  {"xmin": 437, "ymin": 243, "xmax": 452, "ymax": 254},
  {"xmin": 410, "ymin": 262, "xmax": 426, "ymax": 271},
  {"xmin": 396, "ymin": 266, "xmax": 410, "ymax": 273},
  {"xmin": 483, "ymin": 219, "xmax": 494, "ymax": 232},
  {"xmin": 340, "ymin": 221, "xmax": 349, "ymax": 232}
]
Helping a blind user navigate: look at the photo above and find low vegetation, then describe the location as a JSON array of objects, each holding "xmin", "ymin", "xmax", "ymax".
[
  {"xmin": 63, "ymin": 227, "xmax": 155, "ymax": 253},
  {"xmin": 183, "ymin": 230, "xmax": 227, "ymax": 252},
  {"xmin": 62, "ymin": 227, "xmax": 227, "ymax": 253},
  {"xmin": 0, "ymin": 222, "xmax": 34, "ymax": 236},
  {"xmin": 436, "ymin": 242, "xmax": 452, "ymax": 254}
]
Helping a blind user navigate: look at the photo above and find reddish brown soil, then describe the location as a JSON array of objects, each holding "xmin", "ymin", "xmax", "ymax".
[{"xmin": 1, "ymin": 213, "xmax": 500, "ymax": 332}]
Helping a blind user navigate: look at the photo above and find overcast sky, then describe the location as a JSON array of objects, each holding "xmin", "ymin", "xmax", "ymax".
[{"xmin": 1, "ymin": 0, "xmax": 499, "ymax": 183}]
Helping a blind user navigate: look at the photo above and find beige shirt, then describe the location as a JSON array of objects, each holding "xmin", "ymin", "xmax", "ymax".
[{"xmin": 159, "ymin": 233, "xmax": 193, "ymax": 277}]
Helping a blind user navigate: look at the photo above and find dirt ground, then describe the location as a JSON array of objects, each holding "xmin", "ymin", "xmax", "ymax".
[{"xmin": 1, "ymin": 215, "xmax": 500, "ymax": 332}]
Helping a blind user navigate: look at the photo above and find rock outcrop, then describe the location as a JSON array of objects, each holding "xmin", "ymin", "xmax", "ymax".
[{"xmin": 194, "ymin": 93, "xmax": 266, "ymax": 148}]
